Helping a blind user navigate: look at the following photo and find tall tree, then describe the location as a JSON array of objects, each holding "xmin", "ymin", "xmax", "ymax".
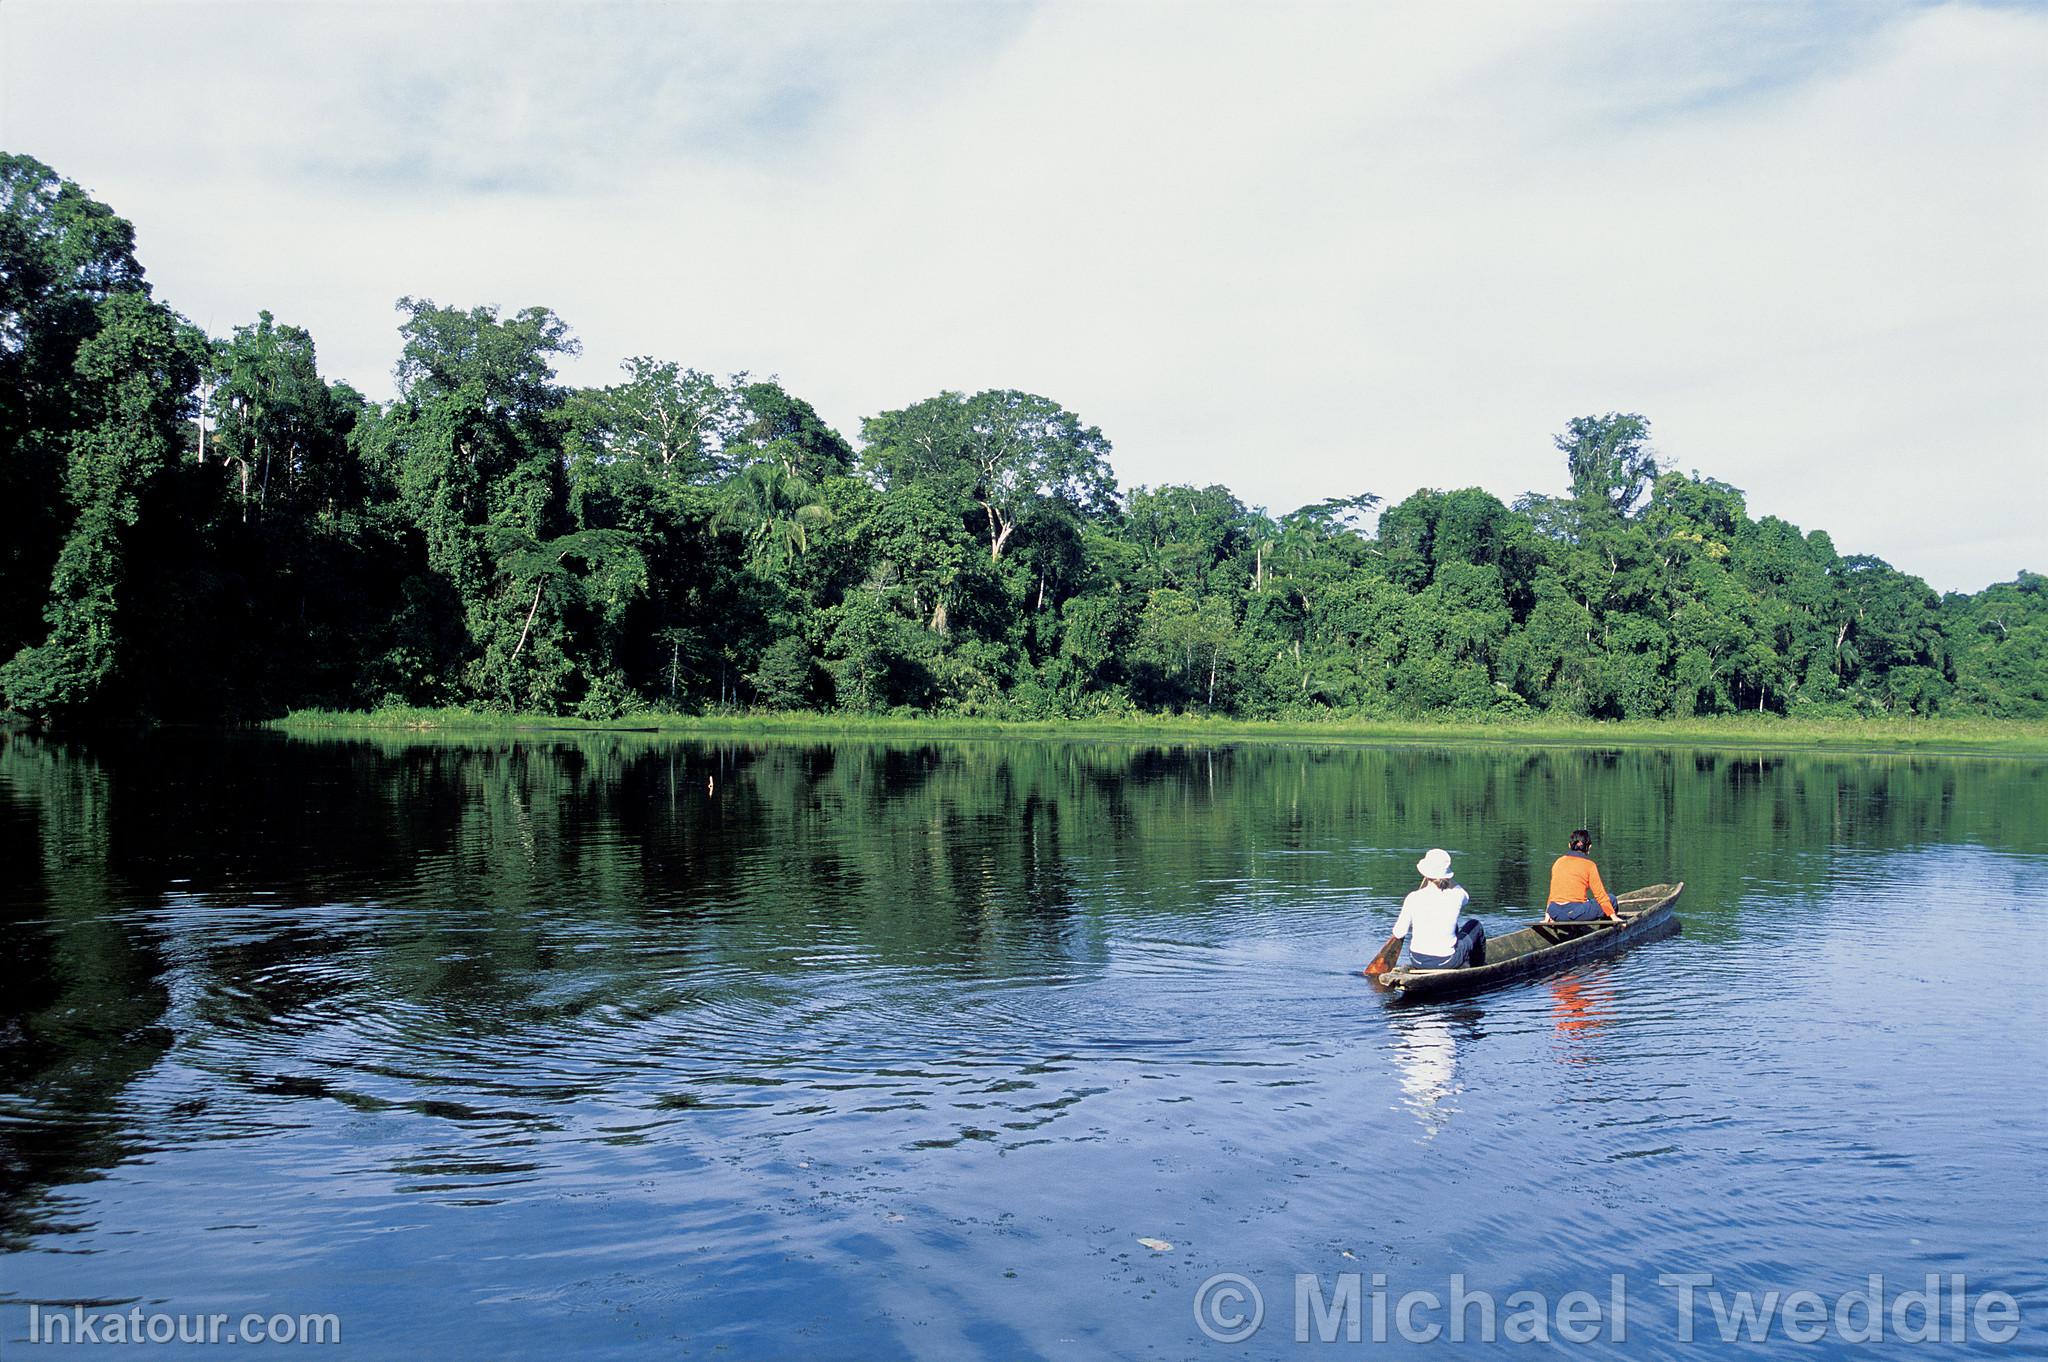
[
  {"xmin": 0, "ymin": 154, "xmax": 156, "ymax": 684},
  {"xmin": 1124, "ymin": 484, "xmax": 1255, "ymax": 594},
  {"xmin": 728, "ymin": 378, "xmax": 854, "ymax": 482},
  {"xmin": 567, "ymin": 357, "xmax": 734, "ymax": 488},
  {"xmin": 208, "ymin": 311, "xmax": 354, "ymax": 519},
  {"xmin": 362, "ymin": 298, "xmax": 588, "ymax": 705},
  {"xmin": 1555, "ymin": 412, "xmax": 1658, "ymax": 521},
  {"xmin": 1, "ymin": 292, "xmax": 204, "ymax": 717},
  {"xmin": 861, "ymin": 389, "xmax": 1118, "ymax": 563}
]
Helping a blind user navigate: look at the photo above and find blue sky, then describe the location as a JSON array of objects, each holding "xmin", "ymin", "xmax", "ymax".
[{"xmin": 3, "ymin": 0, "xmax": 2042, "ymax": 590}]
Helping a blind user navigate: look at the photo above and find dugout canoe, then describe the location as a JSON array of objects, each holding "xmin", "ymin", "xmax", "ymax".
[{"xmin": 1372, "ymin": 883, "xmax": 1683, "ymax": 1004}]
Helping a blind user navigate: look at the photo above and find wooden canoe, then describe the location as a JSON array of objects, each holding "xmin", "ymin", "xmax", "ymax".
[{"xmin": 1372, "ymin": 882, "xmax": 1683, "ymax": 1004}]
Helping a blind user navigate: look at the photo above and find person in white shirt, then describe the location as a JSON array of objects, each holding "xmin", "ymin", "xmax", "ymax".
[{"xmin": 1392, "ymin": 848, "xmax": 1486, "ymax": 969}]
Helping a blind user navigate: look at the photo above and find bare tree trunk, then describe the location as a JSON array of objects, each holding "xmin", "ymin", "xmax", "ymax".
[
  {"xmin": 509, "ymin": 577, "xmax": 546, "ymax": 669},
  {"xmin": 1036, "ymin": 574, "xmax": 1047, "ymax": 611},
  {"xmin": 929, "ymin": 598, "xmax": 949, "ymax": 634},
  {"xmin": 1207, "ymin": 655, "xmax": 1218, "ymax": 708},
  {"xmin": 991, "ymin": 519, "xmax": 1015, "ymax": 561}
]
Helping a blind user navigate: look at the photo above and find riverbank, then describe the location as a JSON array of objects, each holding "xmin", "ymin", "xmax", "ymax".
[{"xmin": 270, "ymin": 706, "xmax": 2048, "ymax": 756}]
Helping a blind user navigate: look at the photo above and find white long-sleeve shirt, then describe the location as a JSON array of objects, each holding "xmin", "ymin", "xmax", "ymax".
[{"xmin": 1392, "ymin": 883, "xmax": 1470, "ymax": 958}]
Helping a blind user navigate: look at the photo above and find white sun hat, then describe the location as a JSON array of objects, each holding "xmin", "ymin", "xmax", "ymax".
[{"xmin": 1416, "ymin": 848, "xmax": 1454, "ymax": 879}]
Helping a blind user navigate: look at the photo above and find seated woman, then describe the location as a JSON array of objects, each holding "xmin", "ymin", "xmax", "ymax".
[
  {"xmin": 1394, "ymin": 849, "xmax": 1487, "ymax": 969},
  {"xmin": 1545, "ymin": 829, "xmax": 1618, "ymax": 922}
]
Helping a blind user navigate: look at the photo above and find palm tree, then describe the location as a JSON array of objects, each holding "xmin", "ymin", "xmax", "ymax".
[{"xmin": 715, "ymin": 460, "xmax": 833, "ymax": 574}]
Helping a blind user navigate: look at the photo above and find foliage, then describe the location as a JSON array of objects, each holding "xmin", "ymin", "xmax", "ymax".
[{"xmin": 1, "ymin": 158, "xmax": 2041, "ymax": 729}]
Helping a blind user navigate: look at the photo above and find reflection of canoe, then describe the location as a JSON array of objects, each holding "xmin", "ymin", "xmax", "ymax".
[{"xmin": 1374, "ymin": 883, "xmax": 1683, "ymax": 1005}]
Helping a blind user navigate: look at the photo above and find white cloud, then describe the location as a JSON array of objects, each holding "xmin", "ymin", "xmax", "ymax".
[{"xmin": 3, "ymin": 0, "xmax": 2042, "ymax": 589}]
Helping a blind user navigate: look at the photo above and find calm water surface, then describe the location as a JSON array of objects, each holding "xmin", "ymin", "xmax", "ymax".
[{"xmin": 2, "ymin": 733, "xmax": 2043, "ymax": 1358}]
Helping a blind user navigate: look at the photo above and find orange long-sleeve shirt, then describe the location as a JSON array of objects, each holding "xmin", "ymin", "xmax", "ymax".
[{"xmin": 1547, "ymin": 853, "xmax": 1616, "ymax": 916}]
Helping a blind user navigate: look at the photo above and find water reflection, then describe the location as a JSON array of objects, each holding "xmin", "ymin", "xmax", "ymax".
[
  {"xmin": 1, "ymin": 731, "xmax": 2043, "ymax": 1360},
  {"xmin": 1389, "ymin": 1005, "xmax": 1486, "ymax": 1136},
  {"xmin": 1548, "ymin": 973, "xmax": 1616, "ymax": 1056},
  {"xmin": 1391, "ymin": 1012, "xmax": 1458, "ymax": 1135},
  {"xmin": 0, "ymin": 745, "xmax": 171, "ymax": 1250}
]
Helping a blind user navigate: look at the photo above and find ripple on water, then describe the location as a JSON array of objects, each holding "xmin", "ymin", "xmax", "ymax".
[{"xmin": 5, "ymin": 739, "xmax": 2045, "ymax": 1362}]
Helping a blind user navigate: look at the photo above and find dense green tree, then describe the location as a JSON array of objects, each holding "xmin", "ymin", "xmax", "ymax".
[
  {"xmin": 207, "ymin": 312, "xmax": 357, "ymax": 519},
  {"xmin": 1378, "ymin": 487, "xmax": 1522, "ymax": 595},
  {"xmin": 568, "ymin": 357, "xmax": 734, "ymax": 487},
  {"xmin": 0, "ymin": 155, "xmax": 165, "ymax": 705},
  {"xmin": 1124, "ymin": 484, "xmax": 1255, "ymax": 594},
  {"xmin": 714, "ymin": 459, "xmax": 833, "ymax": 574},
  {"xmin": 728, "ymin": 379, "xmax": 854, "ymax": 481},
  {"xmin": 1132, "ymin": 588, "xmax": 1238, "ymax": 710},
  {"xmin": 2, "ymin": 158, "xmax": 2040, "ymax": 726},
  {"xmin": 1, "ymin": 290, "xmax": 204, "ymax": 717},
  {"xmin": 1947, "ymin": 572, "xmax": 2048, "ymax": 716},
  {"xmin": 476, "ymin": 525, "xmax": 648, "ymax": 710},
  {"xmin": 1830, "ymin": 554, "xmax": 1950, "ymax": 714},
  {"xmin": 748, "ymin": 634, "xmax": 825, "ymax": 710},
  {"xmin": 1645, "ymin": 470, "xmax": 1745, "ymax": 561},
  {"xmin": 363, "ymin": 298, "xmax": 600, "ymax": 705},
  {"xmin": 824, "ymin": 586, "xmax": 933, "ymax": 711},
  {"xmin": 1557, "ymin": 411, "xmax": 1659, "ymax": 521},
  {"xmin": 861, "ymin": 389, "xmax": 1118, "ymax": 563}
]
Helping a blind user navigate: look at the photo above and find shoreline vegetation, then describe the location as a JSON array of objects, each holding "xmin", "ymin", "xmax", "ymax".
[
  {"xmin": 271, "ymin": 707, "xmax": 2048, "ymax": 756},
  {"xmin": 5, "ymin": 154, "xmax": 2045, "ymax": 732}
]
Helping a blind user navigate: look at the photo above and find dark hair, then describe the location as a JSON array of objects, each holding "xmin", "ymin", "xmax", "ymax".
[{"xmin": 1569, "ymin": 829, "xmax": 1592, "ymax": 853}]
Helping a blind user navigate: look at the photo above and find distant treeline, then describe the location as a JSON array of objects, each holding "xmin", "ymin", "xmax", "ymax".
[{"xmin": 3, "ymin": 152, "xmax": 2044, "ymax": 725}]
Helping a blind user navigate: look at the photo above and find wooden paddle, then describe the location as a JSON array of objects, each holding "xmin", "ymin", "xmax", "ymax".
[{"xmin": 1363, "ymin": 932, "xmax": 1401, "ymax": 979}]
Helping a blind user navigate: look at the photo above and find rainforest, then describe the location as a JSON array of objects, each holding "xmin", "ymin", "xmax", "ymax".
[{"xmin": 4, "ymin": 152, "xmax": 2043, "ymax": 727}]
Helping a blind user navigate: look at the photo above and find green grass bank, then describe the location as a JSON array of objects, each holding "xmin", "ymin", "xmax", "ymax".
[{"xmin": 271, "ymin": 707, "xmax": 2048, "ymax": 756}]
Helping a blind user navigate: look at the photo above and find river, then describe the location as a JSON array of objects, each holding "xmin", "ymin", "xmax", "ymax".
[{"xmin": 2, "ymin": 732, "xmax": 2042, "ymax": 1357}]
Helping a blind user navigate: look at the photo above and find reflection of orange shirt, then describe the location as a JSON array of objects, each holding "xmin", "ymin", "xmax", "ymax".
[
  {"xmin": 1551, "ymin": 976, "xmax": 1609, "ymax": 1038},
  {"xmin": 1547, "ymin": 854, "xmax": 1616, "ymax": 916}
]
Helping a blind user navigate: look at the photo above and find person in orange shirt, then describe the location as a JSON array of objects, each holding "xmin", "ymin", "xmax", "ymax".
[{"xmin": 1545, "ymin": 829, "xmax": 1617, "ymax": 922}]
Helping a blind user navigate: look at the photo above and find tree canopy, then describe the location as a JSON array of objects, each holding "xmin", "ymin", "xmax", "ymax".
[{"xmin": 2, "ymin": 156, "xmax": 2040, "ymax": 725}]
